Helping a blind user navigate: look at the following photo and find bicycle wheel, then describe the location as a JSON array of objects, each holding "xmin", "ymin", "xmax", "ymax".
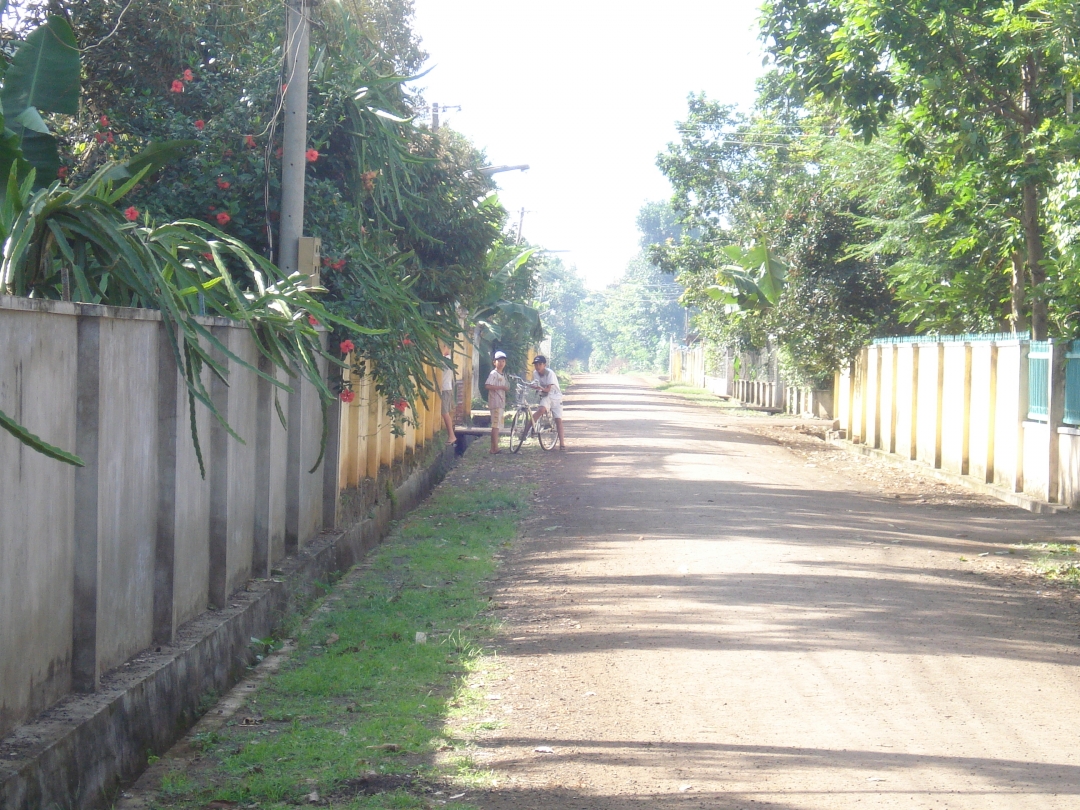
[
  {"xmin": 510, "ymin": 409, "xmax": 528, "ymax": 453},
  {"xmin": 536, "ymin": 411, "xmax": 558, "ymax": 450}
]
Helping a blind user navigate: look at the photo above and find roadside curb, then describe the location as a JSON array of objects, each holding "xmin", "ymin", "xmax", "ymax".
[
  {"xmin": 0, "ymin": 443, "xmax": 462, "ymax": 810},
  {"xmin": 830, "ymin": 438, "xmax": 1069, "ymax": 515}
]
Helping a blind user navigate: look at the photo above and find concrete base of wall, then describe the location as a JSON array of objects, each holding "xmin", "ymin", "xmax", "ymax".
[
  {"xmin": 831, "ymin": 439, "xmax": 1069, "ymax": 515},
  {"xmin": 0, "ymin": 443, "xmax": 459, "ymax": 810}
]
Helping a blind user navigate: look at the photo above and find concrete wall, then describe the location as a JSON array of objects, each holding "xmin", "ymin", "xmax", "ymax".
[
  {"xmin": 838, "ymin": 337, "xmax": 1080, "ymax": 508},
  {"xmin": 0, "ymin": 296, "xmax": 337, "ymax": 738},
  {"xmin": 0, "ymin": 302, "xmax": 78, "ymax": 739}
]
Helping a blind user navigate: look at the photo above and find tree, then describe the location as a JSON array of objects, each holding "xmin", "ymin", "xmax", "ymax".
[
  {"xmin": 536, "ymin": 254, "xmax": 591, "ymax": 370},
  {"xmin": 761, "ymin": 0, "xmax": 1080, "ymax": 338},
  {"xmin": 57, "ymin": 0, "xmax": 505, "ymax": 411},
  {"xmin": 654, "ymin": 96, "xmax": 895, "ymax": 385}
]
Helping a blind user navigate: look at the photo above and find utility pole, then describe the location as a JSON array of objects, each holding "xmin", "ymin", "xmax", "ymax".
[
  {"xmin": 429, "ymin": 102, "xmax": 460, "ymax": 132},
  {"xmin": 516, "ymin": 206, "xmax": 526, "ymax": 246},
  {"xmin": 279, "ymin": 0, "xmax": 310, "ymax": 277}
]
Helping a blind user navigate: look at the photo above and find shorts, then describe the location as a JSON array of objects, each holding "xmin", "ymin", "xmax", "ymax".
[
  {"xmin": 440, "ymin": 389, "xmax": 454, "ymax": 416},
  {"xmin": 490, "ymin": 408, "xmax": 504, "ymax": 429},
  {"xmin": 540, "ymin": 395, "xmax": 563, "ymax": 419}
]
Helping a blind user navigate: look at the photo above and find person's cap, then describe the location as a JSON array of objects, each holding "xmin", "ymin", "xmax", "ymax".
[
  {"xmin": 493, "ymin": 351, "xmax": 507, "ymax": 360},
  {"xmin": 532, "ymin": 355, "xmax": 547, "ymax": 365}
]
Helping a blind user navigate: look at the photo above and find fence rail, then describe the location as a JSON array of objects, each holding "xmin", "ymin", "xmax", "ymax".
[{"xmin": 873, "ymin": 331, "xmax": 1031, "ymax": 345}]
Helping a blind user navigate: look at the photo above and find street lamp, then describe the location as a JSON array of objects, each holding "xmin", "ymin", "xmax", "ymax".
[{"xmin": 478, "ymin": 164, "xmax": 530, "ymax": 176}]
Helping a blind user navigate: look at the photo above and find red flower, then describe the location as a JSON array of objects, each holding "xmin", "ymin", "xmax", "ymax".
[
  {"xmin": 339, "ymin": 339, "xmax": 355, "ymax": 354},
  {"xmin": 123, "ymin": 206, "xmax": 139, "ymax": 222},
  {"xmin": 321, "ymin": 257, "xmax": 331, "ymax": 267},
  {"xmin": 216, "ymin": 179, "xmax": 230, "ymax": 189},
  {"xmin": 223, "ymin": 148, "xmax": 233, "ymax": 158},
  {"xmin": 275, "ymin": 147, "xmax": 284, "ymax": 159},
  {"xmin": 244, "ymin": 135, "xmax": 256, "ymax": 149},
  {"xmin": 57, "ymin": 166, "xmax": 68, "ymax": 179},
  {"xmin": 194, "ymin": 119, "xmax": 205, "ymax": 131},
  {"xmin": 99, "ymin": 115, "xmax": 109, "ymax": 127},
  {"xmin": 106, "ymin": 132, "xmax": 114, "ymax": 144},
  {"xmin": 394, "ymin": 399, "xmax": 407, "ymax": 413},
  {"xmin": 305, "ymin": 148, "xmax": 319, "ymax": 163},
  {"xmin": 202, "ymin": 252, "xmax": 214, "ymax": 261},
  {"xmin": 183, "ymin": 69, "xmax": 194, "ymax": 82},
  {"xmin": 215, "ymin": 211, "xmax": 231, "ymax": 226},
  {"xmin": 208, "ymin": 205, "xmax": 216, "ymax": 211},
  {"xmin": 331, "ymin": 259, "xmax": 346, "ymax": 270},
  {"xmin": 94, "ymin": 132, "xmax": 104, "ymax": 144},
  {"xmin": 308, "ymin": 315, "xmax": 319, "ymax": 326},
  {"xmin": 402, "ymin": 337, "xmax": 413, "ymax": 347},
  {"xmin": 340, "ymin": 389, "xmax": 356, "ymax": 404},
  {"xmin": 170, "ymin": 80, "xmax": 184, "ymax": 93}
]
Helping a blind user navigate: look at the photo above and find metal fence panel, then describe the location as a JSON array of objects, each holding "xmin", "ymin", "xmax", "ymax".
[
  {"xmin": 1065, "ymin": 341, "xmax": 1080, "ymax": 426},
  {"xmin": 1028, "ymin": 340, "xmax": 1051, "ymax": 421}
]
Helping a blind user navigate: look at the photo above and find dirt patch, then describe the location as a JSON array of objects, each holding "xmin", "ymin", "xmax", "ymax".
[{"xmin": 749, "ymin": 418, "xmax": 1010, "ymax": 507}]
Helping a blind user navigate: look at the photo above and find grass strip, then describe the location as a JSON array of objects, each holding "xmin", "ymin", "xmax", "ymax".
[
  {"xmin": 150, "ymin": 454, "xmax": 532, "ymax": 810},
  {"xmin": 654, "ymin": 381, "xmax": 774, "ymax": 416}
]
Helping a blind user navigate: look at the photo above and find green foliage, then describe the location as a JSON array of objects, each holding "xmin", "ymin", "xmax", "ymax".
[
  {"xmin": 62, "ymin": 0, "xmax": 505, "ymax": 414},
  {"xmin": 536, "ymin": 253, "xmax": 592, "ymax": 370},
  {"xmin": 1, "ymin": 14, "xmax": 80, "ymax": 185},
  {"xmin": 583, "ymin": 245, "xmax": 685, "ymax": 374},
  {"xmin": 761, "ymin": 0, "xmax": 1080, "ymax": 339},
  {"xmin": 655, "ymin": 100, "xmax": 895, "ymax": 385}
]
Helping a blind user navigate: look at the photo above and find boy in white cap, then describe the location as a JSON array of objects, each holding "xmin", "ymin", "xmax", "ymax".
[{"xmin": 485, "ymin": 351, "xmax": 509, "ymax": 454}]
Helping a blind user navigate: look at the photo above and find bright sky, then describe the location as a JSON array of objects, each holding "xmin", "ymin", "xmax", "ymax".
[{"xmin": 409, "ymin": 1, "xmax": 766, "ymax": 289}]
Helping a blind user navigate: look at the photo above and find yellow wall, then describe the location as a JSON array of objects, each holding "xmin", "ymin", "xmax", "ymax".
[
  {"xmin": 837, "ymin": 337, "xmax": 1080, "ymax": 507},
  {"xmin": 336, "ymin": 357, "xmax": 445, "ymax": 491}
]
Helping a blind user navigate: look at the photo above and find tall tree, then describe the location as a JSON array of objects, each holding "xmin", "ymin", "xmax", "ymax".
[{"xmin": 761, "ymin": 0, "xmax": 1080, "ymax": 338}]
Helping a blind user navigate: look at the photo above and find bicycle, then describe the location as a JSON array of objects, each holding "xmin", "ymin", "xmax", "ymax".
[{"xmin": 506, "ymin": 374, "xmax": 559, "ymax": 452}]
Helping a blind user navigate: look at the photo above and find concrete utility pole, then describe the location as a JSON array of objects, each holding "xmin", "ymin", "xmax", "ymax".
[
  {"xmin": 516, "ymin": 206, "xmax": 526, "ymax": 245},
  {"xmin": 279, "ymin": 0, "xmax": 310, "ymax": 276}
]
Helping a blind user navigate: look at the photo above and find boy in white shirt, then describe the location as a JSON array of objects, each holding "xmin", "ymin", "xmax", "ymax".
[
  {"xmin": 485, "ymin": 351, "xmax": 509, "ymax": 454},
  {"xmin": 530, "ymin": 355, "xmax": 565, "ymax": 449}
]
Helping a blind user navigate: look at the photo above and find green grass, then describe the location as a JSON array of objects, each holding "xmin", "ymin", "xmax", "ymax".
[
  {"xmin": 147, "ymin": 455, "xmax": 533, "ymax": 809},
  {"xmin": 654, "ymin": 381, "xmax": 780, "ymax": 416},
  {"xmin": 1018, "ymin": 541, "xmax": 1080, "ymax": 586}
]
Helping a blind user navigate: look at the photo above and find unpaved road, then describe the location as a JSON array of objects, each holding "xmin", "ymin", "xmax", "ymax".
[{"xmin": 464, "ymin": 374, "xmax": 1080, "ymax": 809}]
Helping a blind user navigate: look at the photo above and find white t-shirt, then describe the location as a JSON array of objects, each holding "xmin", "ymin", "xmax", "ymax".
[
  {"xmin": 441, "ymin": 355, "xmax": 454, "ymax": 392},
  {"xmin": 533, "ymin": 368, "xmax": 561, "ymax": 400}
]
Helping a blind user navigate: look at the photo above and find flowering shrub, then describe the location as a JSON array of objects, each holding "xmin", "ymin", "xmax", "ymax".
[{"xmin": 67, "ymin": 0, "xmax": 503, "ymax": 419}]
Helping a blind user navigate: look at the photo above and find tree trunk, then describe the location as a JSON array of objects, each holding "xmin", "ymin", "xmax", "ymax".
[
  {"xmin": 1021, "ymin": 54, "xmax": 1047, "ymax": 340},
  {"xmin": 1011, "ymin": 251, "xmax": 1027, "ymax": 334}
]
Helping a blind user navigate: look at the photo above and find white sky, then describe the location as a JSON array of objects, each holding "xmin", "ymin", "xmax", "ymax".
[{"xmin": 410, "ymin": 0, "xmax": 767, "ymax": 290}]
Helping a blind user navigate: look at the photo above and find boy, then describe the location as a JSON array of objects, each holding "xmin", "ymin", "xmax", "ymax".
[
  {"xmin": 439, "ymin": 342, "xmax": 457, "ymax": 445},
  {"xmin": 531, "ymin": 355, "xmax": 565, "ymax": 449},
  {"xmin": 485, "ymin": 351, "xmax": 509, "ymax": 454}
]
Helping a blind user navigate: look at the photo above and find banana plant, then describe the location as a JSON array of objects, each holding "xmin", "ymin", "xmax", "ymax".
[
  {"xmin": 469, "ymin": 245, "xmax": 543, "ymax": 343},
  {"xmin": 0, "ymin": 13, "xmax": 80, "ymax": 189},
  {"xmin": 705, "ymin": 243, "xmax": 787, "ymax": 314}
]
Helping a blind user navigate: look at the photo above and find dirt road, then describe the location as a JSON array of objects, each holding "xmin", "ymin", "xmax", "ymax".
[{"xmin": 465, "ymin": 375, "xmax": 1080, "ymax": 809}]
